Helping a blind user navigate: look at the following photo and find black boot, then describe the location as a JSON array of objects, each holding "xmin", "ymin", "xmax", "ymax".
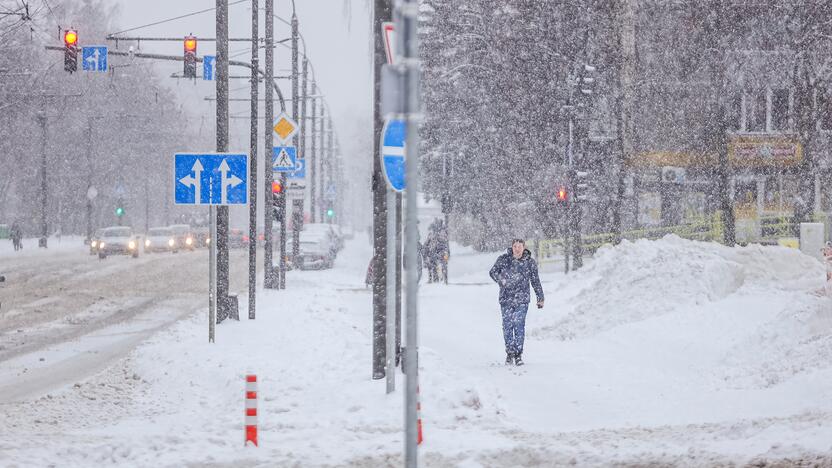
[
  {"xmin": 514, "ymin": 354, "xmax": 524, "ymax": 366},
  {"xmin": 505, "ymin": 353, "xmax": 514, "ymax": 365}
]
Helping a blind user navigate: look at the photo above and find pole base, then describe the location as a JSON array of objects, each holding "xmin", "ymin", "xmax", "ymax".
[{"xmin": 38, "ymin": 237, "xmax": 47, "ymax": 248}]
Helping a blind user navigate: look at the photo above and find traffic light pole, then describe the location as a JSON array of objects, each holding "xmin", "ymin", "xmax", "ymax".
[
  {"xmin": 37, "ymin": 108, "xmax": 47, "ymax": 248},
  {"xmin": 248, "ymin": 0, "xmax": 259, "ymax": 319},
  {"xmin": 309, "ymin": 86, "xmax": 318, "ymax": 222},
  {"xmin": 263, "ymin": 0, "xmax": 277, "ymax": 289}
]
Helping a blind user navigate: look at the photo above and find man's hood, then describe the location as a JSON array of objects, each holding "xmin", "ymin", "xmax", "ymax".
[{"xmin": 505, "ymin": 248, "xmax": 532, "ymax": 260}]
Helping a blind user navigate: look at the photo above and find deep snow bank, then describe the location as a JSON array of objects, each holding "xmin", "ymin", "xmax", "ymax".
[{"xmin": 538, "ymin": 235, "xmax": 825, "ymax": 340}]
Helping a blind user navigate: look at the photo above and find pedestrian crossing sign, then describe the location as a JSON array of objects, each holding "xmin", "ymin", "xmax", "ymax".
[{"xmin": 272, "ymin": 146, "xmax": 298, "ymax": 172}]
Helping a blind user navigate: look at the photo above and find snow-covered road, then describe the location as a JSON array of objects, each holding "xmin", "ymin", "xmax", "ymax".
[
  {"xmin": 0, "ymin": 239, "xmax": 251, "ymax": 403},
  {"xmin": 1, "ymin": 235, "xmax": 832, "ymax": 466}
]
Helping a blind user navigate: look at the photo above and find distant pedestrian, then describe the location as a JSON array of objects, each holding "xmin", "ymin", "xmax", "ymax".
[
  {"xmin": 10, "ymin": 222, "xmax": 22, "ymax": 251},
  {"xmin": 489, "ymin": 238, "xmax": 544, "ymax": 366}
]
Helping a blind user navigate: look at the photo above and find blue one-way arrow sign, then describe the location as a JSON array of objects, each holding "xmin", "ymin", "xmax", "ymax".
[
  {"xmin": 174, "ymin": 153, "xmax": 248, "ymax": 205},
  {"xmin": 82, "ymin": 46, "xmax": 108, "ymax": 72},
  {"xmin": 381, "ymin": 118, "xmax": 406, "ymax": 191},
  {"xmin": 203, "ymin": 56, "xmax": 215, "ymax": 81}
]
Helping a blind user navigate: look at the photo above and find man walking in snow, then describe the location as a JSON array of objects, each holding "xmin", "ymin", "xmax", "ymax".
[{"xmin": 489, "ymin": 239, "xmax": 544, "ymax": 366}]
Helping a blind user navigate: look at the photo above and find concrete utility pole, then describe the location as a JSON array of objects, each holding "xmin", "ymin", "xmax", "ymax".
[
  {"xmin": 37, "ymin": 107, "xmax": 47, "ymax": 248},
  {"xmin": 399, "ymin": 0, "xmax": 422, "ymax": 463},
  {"xmin": 319, "ymin": 105, "xmax": 327, "ymax": 221},
  {"xmin": 248, "ymin": 0, "xmax": 259, "ymax": 319},
  {"xmin": 263, "ymin": 0, "xmax": 277, "ymax": 289},
  {"xmin": 309, "ymin": 84, "xmax": 318, "ymax": 222},
  {"xmin": 215, "ymin": 0, "xmax": 231, "ymax": 327},
  {"xmin": 299, "ymin": 57, "xmax": 309, "ymax": 221},
  {"xmin": 372, "ymin": 0, "xmax": 391, "ymax": 381},
  {"xmin": 289, "ymin": 11, "xmax": 301, "ymax": 264},
  {"xmin": 216, "ymin": 0, "xmax": 231, "ymax": 322}
]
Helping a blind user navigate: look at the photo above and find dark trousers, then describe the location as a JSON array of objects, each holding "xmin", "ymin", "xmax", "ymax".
[{"xmin": 500, "ymin": 302, "xmax": 528, "ymax": 355}]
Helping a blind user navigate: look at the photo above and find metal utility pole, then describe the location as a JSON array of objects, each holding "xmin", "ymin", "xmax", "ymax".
[
  {"xmin": 216, "ymin": 0, "xmax": 231, "ymax": 322},
  {"xmin": 289, "ymin": 11, "xmax": 301, "ymax": 264},
  {"xmin": 299, "ymin": 58, "xmax": 309, "ymax": 221},
  {"xmin": 372, "ymin": 0, "xmax": 391, "ymax": 381},
  {"xmin": 399, "ymin": 0, "xmax": 422, "ymax": 462},
  {"xmin": 263, "ymin": 0, "xmax": 277, "ymax": 289},
  {"xmin": 37, "ymin": 108, "xmax": 48, "ymax": 248},
  {"xmin": 319, "ymin": 105, "xmax": 327, "ymax": 221},
  {"xmin": 248, "ymin": 0, "xmax": 259, "ymax": 319},
  {"xmin": 309, "ymin": 85, "xmax": 318, "ymax": 222}
]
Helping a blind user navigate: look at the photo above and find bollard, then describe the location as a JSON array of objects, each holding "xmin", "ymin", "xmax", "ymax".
[{"xmin": 245, "ymin": 374, "xmax": 258, "ymax": 446}]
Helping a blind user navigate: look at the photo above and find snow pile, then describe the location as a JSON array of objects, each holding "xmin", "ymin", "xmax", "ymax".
[{"xmin": 536, "ymin": 235, "xmax": 824, "ymax": 341}]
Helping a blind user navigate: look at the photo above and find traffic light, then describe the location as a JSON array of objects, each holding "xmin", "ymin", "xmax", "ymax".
[
  {"xmin": 183, "ymin": 35, "xmax": 197, "ymax": 78},
  {"xmin": 63, "ymin": 29, "xmax": 78, "ymax": 73},
  {"xmin": 115, "ymin": 207, "xmax": 124, "ymax": 217},
  {"xmin": 557, "ymin": 186, "xmax": 568, "ymax": 203},
  {"xmin": 326, "ymin": 208, "xmax": 335, "ymax": 218},
  {"xmin": 272, "ymin": 181, "xmax": 284, "ymax": 221},
  {"xmin": 574, "ymin": 171, "xmax": 589, "ymax": 202},
  {"xmin": 579, "ymin": 64, "xmax": 596, "ymax": 96}
]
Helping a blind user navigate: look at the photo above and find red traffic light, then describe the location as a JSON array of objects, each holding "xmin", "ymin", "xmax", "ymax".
[
  {"xmin": 557, "ymin": 187, "xmax": 568, "ymax": 201},
  {"xmin": 64, "ymin": 29, "xmax": 78, "ymax": 46},
  {"xmin": 184, "ymin": 36, "xmax": 197, "ymax": 52},
  {"xmin": 272, "ymin": 181, "xmax": 283, "ymax": 194}
]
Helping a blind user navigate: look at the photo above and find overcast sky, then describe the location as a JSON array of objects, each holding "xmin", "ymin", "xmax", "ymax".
[{"xmin": 108, "ymin": 0, "xmax": 374, "ymax": 228}]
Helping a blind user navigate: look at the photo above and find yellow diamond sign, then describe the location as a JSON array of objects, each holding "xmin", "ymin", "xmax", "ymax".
[{"xmin": 273, "ymin": 112, "xmax": 298, "ymax": 142}]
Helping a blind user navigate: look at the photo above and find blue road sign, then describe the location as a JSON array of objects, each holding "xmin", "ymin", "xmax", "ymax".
[
  {"xmin": 82, "ymin": 46, "xmax": 107, "ymax": 72},
  {"xmin": 272, "ymin": 146, "xmax": 297, "ymax": 172},
  {"xmin": 174, "ymin": 153, "xmax": 248, "ymax": 205},
  {"xmin": 287, "ymin": 159, "xmax": 306, "ymax": 179},
  {"xmin": 203, "ymin": 55, "xmax": 215, "ymax": 81},
  {"xmin": 381, "ymin": 118, "xmax": 406, "ymax": 191}
]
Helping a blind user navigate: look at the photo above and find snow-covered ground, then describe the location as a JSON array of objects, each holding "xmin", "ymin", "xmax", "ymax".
[{"xmin": 2, "ymin": 234, "xmax": 832, "ymax": 467}]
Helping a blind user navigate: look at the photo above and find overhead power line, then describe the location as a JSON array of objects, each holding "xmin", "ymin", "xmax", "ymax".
[{"xmin": 110, "ymin": 0, "xmax": 247, "ymax": 36}]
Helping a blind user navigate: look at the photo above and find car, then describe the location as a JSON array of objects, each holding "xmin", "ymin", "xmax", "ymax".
[
  {"xmin": 89, "ymin": 229, "xmax": 103, "ymax": 255},
  {"xmin": 193, "ymin": 226, "xmax": 210, "ymax": 247},
  {"xmin": 303, "ymin": 223, "xmax": 341, "ymax": 253},
  {"xmin": 169, "ymin": 224, "xmax": 195, "ymax": 251},
  {"xmin": 229, "ymin": 228, "xmax": 247, "ymax": 248},
  {"xmin": 144, "ymin": 227, "xmax": 176, "ymax": 253},
  {"xmin": 295, "ymin": 233, "xmax": 335, "ymax": 270},
  {"xmin": 98, "ymin": 226, "xmax": 141, "ymax": 259}
]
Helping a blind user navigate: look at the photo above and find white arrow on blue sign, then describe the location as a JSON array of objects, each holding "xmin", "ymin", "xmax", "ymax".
[
  {"xmin": 174, "ymin": 153, "xmax": 248, "ymax": 205},
  {"xmin": 203, "ymin": 56, "xmax": 215, "ymax": 81},
  {"xmin": 381, "ymin": 118, "xmax": 406, "ymax": 191},
  {"xmin": 287, "ymin": 158, "xmax": 306, "ymax": 179},
  {"xmin": 82, "ymin": 46, "xmax": 108, "ymax": 72}
]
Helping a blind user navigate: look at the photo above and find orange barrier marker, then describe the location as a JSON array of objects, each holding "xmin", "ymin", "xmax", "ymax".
[
  {"xmin": 245, "ymin": 374, "xmax": 258, "ymax": 446},
  {"xmin": 417, "ymin": 385, "xmax": 423, "ymax": 445}
]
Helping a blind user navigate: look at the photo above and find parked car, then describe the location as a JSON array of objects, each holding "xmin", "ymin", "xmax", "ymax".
[
  {"xmin": 295, "ymin": 233, "xmax": 335, "ymax": 270},
  {"xmin": 229, "ymin": 228, "xmax": 247, "ymax": 248},
  {"xmin": 169, "ymin": 224, "xmax": 195, "ymax": 251},
  {"xmin": 304, "ymin": 223, "xmax": 341, "ymax": 253},
  {"xmin": 89, "ymin": 228, "xmax": 103, "ymax": 255},
  {"xmin": 144, "ymin": 227, "xmax": 176, "ymax": 253},
  {"xmin": 98, "ymin": 226, "xmax": 140, "ymax": 259}
]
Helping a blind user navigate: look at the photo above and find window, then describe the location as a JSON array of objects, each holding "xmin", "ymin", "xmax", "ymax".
[
  {"xmin": 728, "ymin": 94, "xmax": 742, "ymax": 131},
  {"xmin": 746, "ymin": 89, "xmax": 767, "ymax": 132},
  {"xmin": 818, "ymin": 88, "xmax": 832, "ymax": 131},
  {"xmin": 771, "ymin": 89, "xmax": 789, "ymax": 131}
]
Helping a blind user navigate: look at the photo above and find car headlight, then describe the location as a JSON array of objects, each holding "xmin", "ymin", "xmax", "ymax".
[
  {"xmin": 91, "ymin": 240, "xmax": 98, "ymax": 248},
  {"xmin": 186, "ymin": 237, "xmax": 193, "ymax": 246},
  {"xmin": 206, "ymin": 238, "xmax": 211, "ymax": 245},
  {"xmin": 128, "ymin": 241, "xmax": 136, "ymax": 250},
  {"xmin": 168, "ymin": 239, "xmax": 175, "ymax": 247},
  {"xmin": 99, "ymin": 242, "xmax": 105, "ymax": 249},
  {"xmin": 145, "ymin": 240, "xmax": 151, "ymax": 247}
]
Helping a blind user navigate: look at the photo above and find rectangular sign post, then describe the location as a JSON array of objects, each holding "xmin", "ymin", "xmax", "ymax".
[
  {"xmin": 174, "ymin": 152, "xmax": 248, "ymax": 343},
  {"xmin": 82, "ymin": 46, "xmax": 108, "ymax": 72},
  {"xmin": 203, "ymin": 55, "xmax": 216, "ymax": 81}
]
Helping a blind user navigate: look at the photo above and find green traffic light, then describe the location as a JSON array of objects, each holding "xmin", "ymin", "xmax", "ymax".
[
  {"xmin": 116, "ymin": 207, "xmax": 124, "ymax": 217},
  {"xmin": 326, "ymin": 209, "xmax": 334, "ymax": 218}
]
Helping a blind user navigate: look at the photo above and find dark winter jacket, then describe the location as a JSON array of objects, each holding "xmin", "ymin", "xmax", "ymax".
[{"xmin": 489, "ymin": 248, "xmax": 544, "ymax": 306}]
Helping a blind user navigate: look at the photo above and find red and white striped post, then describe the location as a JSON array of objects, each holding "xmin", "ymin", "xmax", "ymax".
[{"xmin": 245, "ymin": 374, "xmax": 258, "ymax": 446}]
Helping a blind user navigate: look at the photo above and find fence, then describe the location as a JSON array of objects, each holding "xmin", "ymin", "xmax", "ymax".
[{"xmin": 532, "ymin": 211, "xmax": 823, "ymax": 265}]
